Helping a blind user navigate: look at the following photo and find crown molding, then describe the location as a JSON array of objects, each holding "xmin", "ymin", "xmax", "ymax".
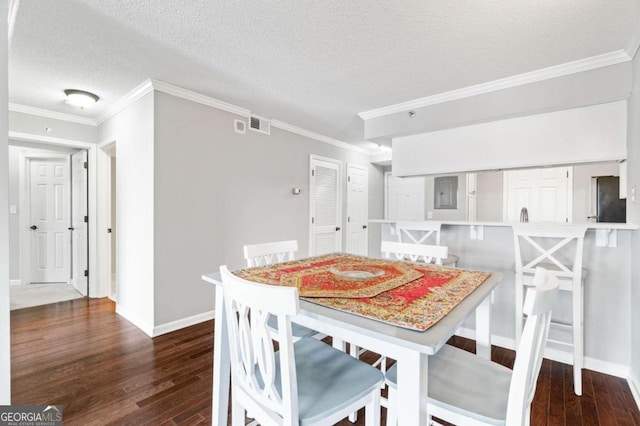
[
  {"xmin": 8, "ymin": 0, "xmax": 20, "ymax": 45},
  {"xmin": 626, "ymin": 25, "xmax": 640, "ymax": 59},
  {"xmin": 150, "ymin": 79, "xmax": 251, "ymax": 118},
  {"xmin": 94, "ymin": 78, "xmax": 374, "ymax": 155},
  {"xmin": 358, "ymin": 49, "xmax": 632, "ymax": 120},
  {"xmin": 9, "ymin": 103, "xmax": 98, "ymax": 126},
  {"xmin": 270, "ymin": 119, "xmax": 369, "ymax": 154},
  {"xmin": 95, "ymin": 79, "xmax": 154, "ymax": 125}
]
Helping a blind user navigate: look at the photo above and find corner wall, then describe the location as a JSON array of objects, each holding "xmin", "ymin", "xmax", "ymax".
[
  {"xmin": 1, "ymin": 0, "xmax": 11, "ymax": 403},
  {"xmin": 99, "ymin": 92, "xmax": 155, "ymax": 335},
  {"xmin": 627, "ymin": 48, "xmax": 640, "ymax": 404},
  {"xmin": 152, "ymin": 92, "xmax": 383, "ymax": 329}
]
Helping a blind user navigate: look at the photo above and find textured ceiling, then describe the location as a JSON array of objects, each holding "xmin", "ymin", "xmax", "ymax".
[{"xmin": 9, "ymin": 0, "xmax": 640, "ymax": 146}]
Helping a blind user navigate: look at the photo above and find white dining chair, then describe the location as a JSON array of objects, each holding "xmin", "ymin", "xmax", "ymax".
[
  {"xmin": 381, "ymin": 240, "xmax": 449, "ymax": 266},
  {"xmin": 376, "ymin": 242, "xmax": 448, "ymax": 369},
  {"xmin": 347, "ymin": 240, "xmax": 450, "ymax": 419},
  {"xmin": 395, "ymin": 221, "xmax": 459, "ymax": 267},
  {"xmin": 512, "ymin": 224, "xmax": 587, "ymax": 396},
  {"xmin": 243, "ymin": 239, "xmax": 298, "ymax": 267},
  {"xmin": 220, "ymin": 265, "xmax": 384, "ymax": 426},
  {"xmin": 385, "ymin": 267, "xmax": 559, "ymax": 426},
  {"xmin": 243, "ymin": 240, "xmax": 321, "ymax": 342}
]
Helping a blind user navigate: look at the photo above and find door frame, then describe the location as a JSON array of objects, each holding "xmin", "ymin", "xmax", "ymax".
[
  {"xmin": 97, "ymin": 139, "xmax": 116, "ymax": 301},
  {"xmin": 19, "ymin": 153, "xmax": 71, "ymax": 285},
  {"xmin": 384, "ymin": 171, "xmax": 392, "ymax": 219},
  {"xmin": 10, "ymin": 132, "xmax": 102, "ymax": 296},
  {"xmin": 308, "ymin": 154, "xmax": 343, "ymax": 256}
]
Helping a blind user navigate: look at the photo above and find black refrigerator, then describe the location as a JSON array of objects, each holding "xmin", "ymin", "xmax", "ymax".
[{"xmin": 596, "ymin": 176, "xmax": 626, "ymax": 223}]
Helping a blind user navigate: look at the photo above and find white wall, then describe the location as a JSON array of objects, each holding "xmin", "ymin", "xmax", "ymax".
[
  {"xmin": 364, "ymin": 61, "xmax": 632, "ymax": 141},
  {"xmin": 375, "ymin": 223, "xmax": 632, "ymax": 372},
  {"xmin": 99, "ymin": 92, "xmax": 156, "ymax": 335},
  {"xmin": 424, "ymin": 173, "xmax": 467, "ymax": 221},
  {"xmin": 627, "ymin": 48, "xmax": 640, "ymax": 402},
  {"xmin": 1, "ymin": 0, "xmax": 11, "ymax": 404},
  {"xmin": 572, "ymin": 162, "xmax": 621, "ymax": 223},
  {"xmin": 8, "ymin": 146, "xmax": 19, "ymax": 280},
  {"xmin": 9, "ymin": 111, "xmax": 98, "ymax": 143},
  {"xmin": 152, "ymin": 92, "xmax": 383, "ymax": 327},
  {"xmin": 98, "ymin": 89, "xmax": 383, "ymax": 334},
  {"xmin": 476, "ymin": 171, "xmax": 503, "ymax": 222},
  {"xmin": 447, "ymin": 225, "xmax": 632, "ymax": 369},
  {"xmin": 393, "ymin": 101, "xmax": 627, "ymax": 176}
]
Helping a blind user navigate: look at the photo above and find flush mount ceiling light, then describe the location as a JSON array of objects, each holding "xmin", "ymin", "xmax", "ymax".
[{"xmin": 64, "ymin": 89, "xmax": 99, "ymax": 109}]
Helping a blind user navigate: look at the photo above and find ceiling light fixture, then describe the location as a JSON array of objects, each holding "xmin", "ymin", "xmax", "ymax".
[{"xmin": 64, "ymin": 89, "xmax": 99, "ymax": 109}]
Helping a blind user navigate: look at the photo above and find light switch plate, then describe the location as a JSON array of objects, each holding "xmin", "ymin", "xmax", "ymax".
[
  {"xmin": 9, "ymin": 205, "xmax": 17, "ymax": 214},
  {"xmin": 427, "ymin": 211, "xmax": 433, "ymax": 219}
]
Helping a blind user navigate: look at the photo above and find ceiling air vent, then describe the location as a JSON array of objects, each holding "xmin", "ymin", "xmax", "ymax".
[{"xmin": 249, "ymin": 114, "xmax": 271, "ymax": 135}]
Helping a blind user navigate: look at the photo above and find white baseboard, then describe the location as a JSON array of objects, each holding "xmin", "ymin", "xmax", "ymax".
[
  {"xmin": 152, "ymin": 310, "xmax": 215, "ymax": 337},
  {"xmin": 629, "ymin": 370, "xmax": 640, "ymax": 412},
  {"xmin": 115, "ymin": 304, "xmax": 154, "ymax": 337},
  {"xmin": 9, "ymin": 280, "xmax": 21, "ymax": 286},
  {"xmin": 455, "ymin": 327, "xmax": 629, "ymax": 378}
]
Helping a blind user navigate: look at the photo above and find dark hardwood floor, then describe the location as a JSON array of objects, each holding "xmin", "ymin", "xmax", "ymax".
[{"xmin": 10, "ymin": 298, "xmax": 640, "ymax": 425}]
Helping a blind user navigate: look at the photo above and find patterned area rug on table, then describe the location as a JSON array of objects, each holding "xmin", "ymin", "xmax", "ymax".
[
  {"xmin": 232, "ymin": 253, "xmax": 491, "ymax": 331},
  {"xmin": 233, "ymin": 253, "xmax": 423, "ymax": 298},
  {"xmin": 305, "ymin": 265, "xmax": 490, "ymax": 331}
]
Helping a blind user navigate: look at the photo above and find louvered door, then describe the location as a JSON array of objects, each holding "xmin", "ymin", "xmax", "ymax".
[{"xmin": 310, "ymin": 157, "xmax": 342, "ymax": 255}]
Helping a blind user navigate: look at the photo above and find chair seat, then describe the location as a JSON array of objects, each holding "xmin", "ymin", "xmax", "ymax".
[
  {"xmin": 442, "ymin": 254, "xmax": 459, "ymax": 268},
  {"xmin": 516, "ymin": 262, "xmax": 588, "ymax": 281},
  {"xmin": 267, "ymin": 315, "xmax": 318, "ymax": 339},
  {"xmin": 386, "ymin": 345, "xmax": 512, "ymax": 425},
  {"xmin": 271, "ymin": 337, "xmax": 384, "ymax": 425}
]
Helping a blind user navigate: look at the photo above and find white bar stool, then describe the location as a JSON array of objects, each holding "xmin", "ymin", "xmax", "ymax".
[{"xmin": 512, "ymin": 224, "xmax": 588, "ymax": 396}]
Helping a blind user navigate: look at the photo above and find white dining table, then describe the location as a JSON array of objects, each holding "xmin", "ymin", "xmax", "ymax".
[{"xmin": 202, "ymin": 262, "xmax": 503, "ymax": 425}]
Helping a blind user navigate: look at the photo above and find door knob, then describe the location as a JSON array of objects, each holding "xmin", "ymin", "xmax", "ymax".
[
  {"xmin": 335, "ymin": 227, "xmax": 341, "ymax": 231},
  {"xmin": 30, "ymin": 225, "xmax": 37, "ymax": 230},
  {"xmin": 68, "ymin": 227, "xmax": 75, "ymax": 231},
  {"xmin": 362, "ymin": 225, "xmax": 367, "ymax": 229}
]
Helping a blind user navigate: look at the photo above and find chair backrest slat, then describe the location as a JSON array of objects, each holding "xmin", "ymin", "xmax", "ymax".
[
  {"xmin": 506, "ymin": 267, "xmax": 559, "ymax": 424},
  {"xmin": 381, "ymin": 240, "xmax": 448, "ymax": 266},
  {"xmin": 220, "ymin": 265, "xmax": 300, "ymax": 422},
  {"xmin": 244, "ymin": 240, "xmax": 298, "ymax": 267}
]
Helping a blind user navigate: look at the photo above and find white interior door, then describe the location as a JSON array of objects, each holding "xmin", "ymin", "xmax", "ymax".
[
  {"xmin": 504, "ymin": 166, "xmax": 572, "ymax": 222},
  {"xmin": 29, "ymin": 158, "xmax": 70, "ymax": 283},
  {"xmin": 71, "ymin": 150, "xmax": 88, "ymax": 295},
  {"xmin": 310, "ymin": 157, "xmax": 342, "ymax": 256},
  {"xmin": 346, "ymin": 164, "xmax": 368, "ymax": 256},
  {"xmin": 385, "ymin": 173, "xmax": 425, "ymax": 220}
]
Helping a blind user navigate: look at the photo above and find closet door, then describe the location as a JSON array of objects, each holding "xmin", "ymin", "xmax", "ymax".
[
  {"xmin": 310, "ymin": 156, "xmax": 342, "ymax": 256},
  {"xmin": 346, "ymin": 164, "xmax": 368, "ymax": 256}
]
